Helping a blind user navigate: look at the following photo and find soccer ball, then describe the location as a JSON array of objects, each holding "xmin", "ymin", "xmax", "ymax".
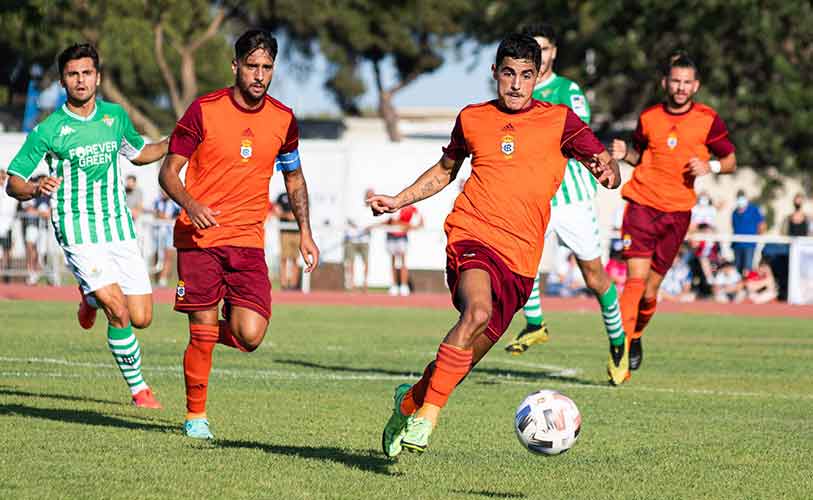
[{"xmin": 514, "ymin": 390, "xmax": 581, "ymax": 455}]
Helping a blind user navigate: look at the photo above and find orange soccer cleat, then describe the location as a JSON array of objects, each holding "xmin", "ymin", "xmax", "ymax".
[
  {"xmin": 77, "ymin": 287, "xmax": 97, "ymax": 330},
  {"xmin": 132, "ymin": 387, "xmax": 163, "ymax": 409}
]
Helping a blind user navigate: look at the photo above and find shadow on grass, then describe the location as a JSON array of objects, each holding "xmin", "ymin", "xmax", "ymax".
[
  {"xmin": 0, "ymin": 387, "xmax": 120, "ymax": 405},
  {"xmin": 0, "ymin": 403, "xmax": 176, "ymax": 433},
  {"xmin": 217, "ymin": 439, "xmax": 400, "ymax": 477},
  {"xmin": 451, "ymin": 490, "xmax": 526, "ymax": 499},
  {"xmin": 274, "ymin": 359, "xmax": 597, "ymax": 386}
]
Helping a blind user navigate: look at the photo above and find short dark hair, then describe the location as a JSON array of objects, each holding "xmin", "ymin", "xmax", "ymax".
[
  {"xmin": 665, "ymin": 50, "xmax": 697, "ymax": 77},
  {"xmin": 521, "ymin": 23, "xmax": 557, "ymax": 46},
  {"xmin": 58, "ymin": 43, "xmax": 100, "ymax": 76},
  {"xmin": 495, "ymin": 33, "xmax": 541, "ymax": 71},
  {"xmin": 234, "ymin": 29, "xmax": 278, "ymax": 62}
]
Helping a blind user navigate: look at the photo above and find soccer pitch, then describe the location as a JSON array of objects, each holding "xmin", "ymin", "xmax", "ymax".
[{"xmin": 1, "ymin": 300, "xmax": 810, "ymax": 500}]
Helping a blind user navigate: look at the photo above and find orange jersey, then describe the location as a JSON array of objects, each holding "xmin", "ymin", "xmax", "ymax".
[
  {"xmin": 168, "ymin": 88, "xmax": 299, "ymax": 249},
  {"xmin": 622, "ymin": 103, "xmax": 734, "ymax": 212},
  {"xmin": 442, "ymin": 100, "xmax": 604, "ymax": 278}
]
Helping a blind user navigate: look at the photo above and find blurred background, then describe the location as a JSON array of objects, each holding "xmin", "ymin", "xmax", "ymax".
[{"xmin": 0, "ymin": 0, "xmax": 812, "ymax": 304}]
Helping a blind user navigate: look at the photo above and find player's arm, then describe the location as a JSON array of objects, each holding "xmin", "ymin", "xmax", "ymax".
[
  {"xmin": 561, "ymin": 108, "xmax": 621, "ymax": 189},
  {"xmin": 131, "ymin": 138, "xmax": 169, "ymax": 165},
  {"xmin": 282, "ymin": 165, "xmax": 319, "ymax": 272},
  {"xmin": 158, "ymin": 153, "xmax": 220, "ymax": 229},
  {"xmin": 688, "ymin": 115, "xmax": 737, "ymax": 176},
  {"xmin": 5, "ymin": 127, "xmax": 61, "ymax": 201},
  {"xmin": 368, "ymin": 155, "xmax": 463, "ymax": 215},
  {"xmin": 610, "ymin": 116, "xmax": 645, "ymax": 166}
]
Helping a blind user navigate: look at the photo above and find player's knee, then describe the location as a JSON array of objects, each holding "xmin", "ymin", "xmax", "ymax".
[
  {"xmin": 462, "ymin": 303, "xmax": 491, "ymax": 332},
  {"xmin": 130, "ymin": 314, "xmax": 152, "ymax": 329},
  {"xmin": 107, "ymin": 303, "xmax": 130, "ymax": 326}
]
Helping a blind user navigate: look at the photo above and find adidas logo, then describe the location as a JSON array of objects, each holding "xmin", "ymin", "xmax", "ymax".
[
  {"xmin": 59, "ymin": 125, "xmax": 76, "ymax": 137},
  {"xmin": 242, "ymin": 128, "xmax": 254, "ymax": 137},
  {"xmin": 501, "ymin": 123, "xmax": 515, "ymax": 132}
]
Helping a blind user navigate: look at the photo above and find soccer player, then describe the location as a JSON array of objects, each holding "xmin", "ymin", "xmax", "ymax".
[
  {"xmin": 373, "ymin": 33, "xmax": 620, "ymax": 456},
  {"xmin": 159, "ymin": 29, "xmax": 320, "ymax": 440},
  {"xmin": 504, "ymin": 24, "xmax": 628, "ymax": 385},
  {"xmin": 610, "ymin": 52, "xmax": 736, "ymax": 374},
  {"xmin": 6, "ymin": 43, "xmax": 168, "ymax": 408}
]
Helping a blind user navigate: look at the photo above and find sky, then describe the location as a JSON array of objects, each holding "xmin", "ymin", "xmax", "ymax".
[{"xmin": 268, "ymin": 41, "xmax": 501, "ymax": 117}]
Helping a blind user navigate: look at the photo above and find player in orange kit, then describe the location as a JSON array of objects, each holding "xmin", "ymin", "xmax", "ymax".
[
  {"xmin": 373, "ymin": 33, "xmax": 621, "ymax": 457},
  {"xmin": 610, "ymin": 51, "xmax": 736, "ymax": 375},
  {"xmin": 158, "ymin": 29, "xmax": 319, "ymax": 439}
]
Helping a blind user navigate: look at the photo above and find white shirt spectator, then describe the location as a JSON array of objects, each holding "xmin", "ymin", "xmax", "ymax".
[{"xmin": 0, "ymin": 175, "xmax": 19, "ymax": 235}]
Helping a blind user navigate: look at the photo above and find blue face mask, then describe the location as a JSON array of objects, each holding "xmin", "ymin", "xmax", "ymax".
[{"xmin": 736, "ymin": 196, "xmax": 748, "ymax": 209}]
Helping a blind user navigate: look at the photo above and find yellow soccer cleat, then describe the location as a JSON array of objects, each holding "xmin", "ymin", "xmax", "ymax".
[
  {"xmin": 607, "ymin": 339, "xmax": 630, "ymax": 386},
  {"xmin": 505, "ymin": 323, "xmax": 550, "ymax": 355}
]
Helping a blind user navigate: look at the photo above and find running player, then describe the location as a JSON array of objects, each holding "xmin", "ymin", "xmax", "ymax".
[
  {"xmin": 6, "ymin": 43, "xmax": 167, "ymax": 408},
  {"xmin": 159, "ymin": 29, "xmax": 319, "ymax": 439},
  {"xmin": 504, "ymin": 24, "xmax": 628, "ymax": 385},
  {"xmin": 373, "ymin": 34, "xmax": 621, "ymax": 457},
  {"xmin": 610, "ymin": 52, "xmax": 736, "ymax": 375}
]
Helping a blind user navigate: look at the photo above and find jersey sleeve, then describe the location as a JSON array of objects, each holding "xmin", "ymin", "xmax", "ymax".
[
  {"xmin": 7, "ymin": 126, "xmax": 50, "ymax": 181},
  {"xmin": 564, "ymin": 82, "xmax": 591, "ymax": 124},
  {"xmin": 275, "ymin": 114, "xmax": 301, "ymax": 172},
  {"xmin": 118, "ymin": 109, "xmax": 146, "ymax": 160},
  {"xmin": 560, "ymin": 108, "xmax": 604, "ymax": 162},
  {"xmin": 705, "ymin": 113, "xmax": 735, "ymax": 157},
  {"xmin": 631, "ymin": 117, "xmax": 647, "ymax": 153},
  {"xmin": 442, "ymin": 113, "xmax": 469, "ymax": 160},
  {"xmin": 169, "ymin": 100, "xmax": 204, "ymax": 158}
]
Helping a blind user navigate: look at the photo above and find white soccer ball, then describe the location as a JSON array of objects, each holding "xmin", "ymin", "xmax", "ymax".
[{"xmin": 514, "ymin": 389, "xmax": 581, "ymax": 455}]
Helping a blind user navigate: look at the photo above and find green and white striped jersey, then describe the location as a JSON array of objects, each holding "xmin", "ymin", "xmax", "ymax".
[
  {"xmin": 8, "ymin": 100, "xmax": 145, "ymax": 246},
  {"xmin": 532, "ymin": 73, "xmax": 597, "ymax": 206}
]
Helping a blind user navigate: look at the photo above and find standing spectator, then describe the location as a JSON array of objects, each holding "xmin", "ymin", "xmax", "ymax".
[
  {"xmin": 712, "ymin": 261, "xmax": 745, "ymax": 303},
  {"xmin": 344, "ymin": 188, "xmax": 375, "ymax": 292},
  {"xmin": 689, "ymin": 191, "xmax": 717, "ymax": 232},
  {"xmin": 386, "ymin": 205, "xmax": 423, "ymax": 296},
  {"xmin": 731, "ymin": 189, "xmax": 765, "ymax": 274},
  {"xmin": 782, "ymin": 193, "xmax": 809, "ymax": 237},
  {"xmin": 745, "ymin": 258, "xmax": 778, "ymax": 304},
  {"xmin": 275, "ymin": 191, "xmax": 301, "ymax": 290},
  {"xmin": 19, "ymin": 176, "xmax": 49, "ymax": 285},
  {"xmin": 153, "ymin": 190, "xmax": 181, "ymax": 287},
  {"xmin": 125, "ymin": 175, "xmax": 144, "ymax": 221},
  {"xmin": 0, "ymin": 169, "xmax": 18, "ymax": 282}
]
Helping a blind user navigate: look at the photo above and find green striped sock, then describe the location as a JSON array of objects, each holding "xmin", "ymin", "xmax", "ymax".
[
  {"xmin": 523, "ymin": 274, "xmax": 545, "ymax": 327},
  {"xmin": 107, "ymin": 324, "xmax": 148, "ymax": 395},
  {"xmin": 598, "ymin": 283, "xmax": 625, "ymax": 346}
]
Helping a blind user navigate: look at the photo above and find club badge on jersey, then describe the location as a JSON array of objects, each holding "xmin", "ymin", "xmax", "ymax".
[
  {"xmin": 501, "ymin": 135, "xmax": 516, "ymax": 157},
  {"xmin": 103, "ymin": 114, "xmax": 115, "ymax": 127},
  {"xmin": 176, "ymin": 280, "xmax": 186, "ymax": 301},
  {"xmin": 240, "ymin": 139, "xmax": 253, "ymax": 161},
  {"xmin": 667, "ymin": 130, "xmax": 678, "ymax": 150}
]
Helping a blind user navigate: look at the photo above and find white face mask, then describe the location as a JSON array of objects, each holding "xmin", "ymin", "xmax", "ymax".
[
  {"xmin": 699, "ymin": 196, "xmax": 710, "ymax": 206},
  {"xmin": 736, "ymin": 196, "xmax": 748, "ymax": 209}
]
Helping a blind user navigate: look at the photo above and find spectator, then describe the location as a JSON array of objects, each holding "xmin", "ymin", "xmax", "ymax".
[
  {"xmin": 386, "ymin": 205, "xmax": 423, "ymax": 296},
  {"xmin": 0, "ymin": 169, "xmax": 18, "ymax": 283},
  {"xmin": 344, "ymin": 188, "xmax": 376, "ymax": 292},
  {"xmin": 545, "ymin": 248, "xmax": 589, "ymax": 298},
  {"xmin": 604, "ymin": 239, "xmax": 626, "ymax": 291},
  {"xmin": 275, "ymin": 192, "xmax": 301, "ymax": 290},
  {"xmin": 152, "ymin": 190, "xmax": 181, "ymax": 287},
  {"xmin": 688, "ymin": 223, "xmax": 720, "ymax": 296},
  {"xmin": 690, "ymin": 191, "xmax": 717, "ymax": 232},
  {"xmin": 731, "ymin": 189, "xmax": 765, "ymax": 274},
  {"xmin": 125, "ymin": 175, "xmax": 144, "ymax": 221},
  {"xmin": 782, "ymin": 193, "xmax": 809, "ymax": 237},
  {"xmin": 712, "ymin": 261, "xmax": 745, "ymax": 303},
  {"xmin": 660, "ymin": 250, "xmax": 695, "ymax": 302},
  {"xmin": 19, "ymin": 177, "xmax": 50, "ymax": 285},
  {"xmin": 745, "ymin": 258, "xmax": 778, "ymax": 304}
]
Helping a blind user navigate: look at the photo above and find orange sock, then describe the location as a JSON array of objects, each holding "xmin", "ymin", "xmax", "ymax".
[
  {"xmin": 634, "ymin": 297, "xmax": 658, "ymax": 337},
  {"xmin": 217, "ymin": 320, "xmax": 248, "ymax": 352},
  {"xmin": 400, "ymin": 362, "xmax": 435, "ymax": 415},
  {"xmin": 184, "ymin": 324, "xmax": 218, "ymax": 414},
  {"xmin": 423, "ymin": 343, "xmax": 473, "ymax": 409},
  {"xmin": 621, "ymin": 277, "xmax": 646, "ymax": 340}
]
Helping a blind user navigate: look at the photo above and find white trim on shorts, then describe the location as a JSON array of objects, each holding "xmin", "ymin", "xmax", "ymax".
[
  {"xmin": 544, "ymin": 200, "xmax": 603, "ymax": 262},
  {"xmin": 62, "ymin": 239, "xmax": 152, "ymax": 295}
]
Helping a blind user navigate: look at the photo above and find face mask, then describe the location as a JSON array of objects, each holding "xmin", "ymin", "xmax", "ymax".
[
  {"xmin": 699, "ymin": 197, "xmax": 710, "ymax": 206},
  {"xmin": 736, "ymin": 196, "xmax": 748, "ymax": 209}
]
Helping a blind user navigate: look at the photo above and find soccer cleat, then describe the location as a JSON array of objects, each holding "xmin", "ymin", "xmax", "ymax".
[
  {"xmin": 77, "ymin": 287, "xmax": 97, "ymax": 330},
  {"xmin": 132, "ymin": 387, "xmax": 163, "ymax": 409},
  {"xmin": 381, "ymin": 384, "xmax": 412, "ymax": 458},
  {"xmin": 629, "ymin": 337, "xmax": 643, "ymax": 370},
  {"xmin": 402, "ymin": 416, "xmax": 433, "ymax": 453},
  {"xmin": 607, "ymin": 339, "xmax": 630, "ymax": 386},
  {"xmin": 184, "ymin": 418, "xmax": 214, "ymax": 439},
  {"xmin": 504, "ymin": 323, "xmax": 550, "ymax": 355}
]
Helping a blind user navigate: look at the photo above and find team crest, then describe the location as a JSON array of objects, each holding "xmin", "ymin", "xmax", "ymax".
[
  {"xmin": 102, "ymin": 115, "xmax": 114, "ymax": 127},
  {"xmin": 501, "ymin": 135, "xmax": 516, "ymax": 157},
  {"xmin": 622, "ymin": 233, "xmax": 632, "ymax": 250},
  {"xmin": 176, "ymin": 280, "xmax": 186, "ymax": 300},
  {"xmin": 666, "ymin": 131, "xmax": 678, "ymax": 150},
  {"xmin": 240, "ymin": 139, "xmax": 253, "ymax": 161}
]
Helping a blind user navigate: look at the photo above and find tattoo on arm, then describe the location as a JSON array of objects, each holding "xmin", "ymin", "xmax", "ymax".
[{"xmin": 285, "ymin": 169, "xmax": 312, "ymax": 233}]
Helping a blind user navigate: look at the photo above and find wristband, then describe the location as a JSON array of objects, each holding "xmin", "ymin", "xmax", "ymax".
[{"xmin": 709, "ymin": 160, "xmax": 721, "ymax": 174}]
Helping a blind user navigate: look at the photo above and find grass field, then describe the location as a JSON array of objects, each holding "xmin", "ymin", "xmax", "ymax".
[{"xmin": 1, "ymin": 300, "xmax": 811, "ymax": 500}]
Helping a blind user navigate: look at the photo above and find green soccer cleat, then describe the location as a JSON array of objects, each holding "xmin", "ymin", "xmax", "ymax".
[
  {"xmin": 402, "ymin": 416, "xmax": 433, "ymax": 453},
  {"xmin": 504, "ymin": 323, "xmax": 551, "ymax": 355},
  {"xmin": 184, "ymin": 418, "xmax": 214, "ymax": 440},
  {"xmin": 381, "ymin": 384, "xmax": 412, "ymax": 458}
]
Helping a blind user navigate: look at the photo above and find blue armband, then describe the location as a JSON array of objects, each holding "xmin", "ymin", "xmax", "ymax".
[{"xmin": 275, "ymin": 149, "xmax": 301, "ymax": 172}]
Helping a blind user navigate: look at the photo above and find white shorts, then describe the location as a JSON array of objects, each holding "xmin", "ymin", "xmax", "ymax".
[
  {"xmin": 386, "ymin": 235, "xmax": 408, "ymax": 256},
  {"xmin": 545, "ymin": 201, "xmax": 603, "ymax": 262},
  {"xmin": 63, "ymin": 239, "xmax": 152, "ymax": 296}
]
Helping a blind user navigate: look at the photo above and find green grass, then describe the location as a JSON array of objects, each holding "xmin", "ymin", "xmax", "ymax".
[{"xmin": 1, "ymin": 300, "xmax": 811, "ymax": 500}]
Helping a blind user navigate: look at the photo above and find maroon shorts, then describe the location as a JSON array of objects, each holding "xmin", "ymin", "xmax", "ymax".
[
  {"xmin": 621, "ymin": 200, "xmax": 691, "ymax": 276},
  {"xmin": 175, "ymin": 246, "xmax": 271, "ymax": 319},
  {"xmin": 445, "ymin": 240, "xmax": 534, "ymax": 343}
]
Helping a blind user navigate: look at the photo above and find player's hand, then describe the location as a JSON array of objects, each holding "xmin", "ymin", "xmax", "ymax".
[
  {"xmin": 367, "ymin": 194, "xmax": 399, "ymax": 216},
  {"xmin": 299, "ymin": 233, "xmax": 320, "ymax": 273},
  {"xmin": 585, "ymin": 154, "xmax": 618, "ymax": 188},
  {"xmin": 34, "ymin": 176, "xmax": 62, "ymax": 197},
  {"xmin": 186, "ymin": 200, "xmax": 220, "ymax": 229},
  {"xmin": 609, "ymin": 139, "xmax": 627, "ymax": 161},
  {"xmin": 687, "ymin": 157, "xmax": 710, "ymax": 176}
]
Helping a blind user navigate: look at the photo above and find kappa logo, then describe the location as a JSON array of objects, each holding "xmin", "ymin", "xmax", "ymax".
[
  {"xmin": 501, "ymin": 134, "xmax": 516, "ymax": 157},
  {"xmin": 176, "ymin": 280, "xmax": 186, "ymax": 300},
  {"xmin": 59, "ymin": 125, "xmax": 76, "ymax": 137},
  {"xmin": 462, "ymin": 252, "xmax": 476, "ymax": 257},
  {"xmin": 240, "ymin": 139, "xmax": 253, "ymax": 161},
  {"xmin": 102, "ymin": 115, "xmax": 115, "ymax": 127}
]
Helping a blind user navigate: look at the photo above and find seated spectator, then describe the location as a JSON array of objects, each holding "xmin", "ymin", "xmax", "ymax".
[
  {"xmin": 660, "ymin": 252, "xmax": 695, "ymax": 302},
  {"xmin": 690, "ymin": 191, "xmax": 718, "ymax": 232},
  {"xmin": 688, "ymin": 223, "xmax": 720, "ymax": 296},
  {"xmin": 712, "ymin": 261, "xmax": 745, "ymax": 303},
  {"xmin": 546, "ymin": 249, "xmax": 589, "ymax": 298},
  {"xmin": 745, "ymin": 258, "xmax": 778, "ymax": 304}
]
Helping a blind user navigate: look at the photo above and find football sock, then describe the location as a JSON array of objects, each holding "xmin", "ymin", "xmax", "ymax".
[
  {"xmin": 107, "ymin": 323, "xmax": 148, "ymax": 395},
  {"xmin": 634, "ymin": 297, "xmax": 658, "ymax": 338},
  {"xmin": 620, "ymin": 277, "xmax": 646, "ymax": 342},
  {"xmin": 218, "ymin": 320, "xmax": 248, "ymax": 352},
  {"xmin": 423, "ymin": 343, "xmax": 473, "ymax": 409},
  {"xmin": 184, "ymin": 324, "xmax": 218, "ymax": 414},
  {"xmin": 400, "ymin": 362, "xmax": 435, "ymax": 416},
  {"xmin": 598, "ymin": 283, "xmax": 625, "ymax": 346},
  {"xmin": 522, "ymin": 274, "xmax": 544, "ymax": 327}
]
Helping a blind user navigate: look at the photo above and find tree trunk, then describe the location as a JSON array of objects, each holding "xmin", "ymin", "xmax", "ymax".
[
  {"xmin": 100, "ymin": 78, "xmax": 162, "ymax": 140},
  {"xmin": 378, "ymin": 90, "xmax": 402, "ymax": 142}
]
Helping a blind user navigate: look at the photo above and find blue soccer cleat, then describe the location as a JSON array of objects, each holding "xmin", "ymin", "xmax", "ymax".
[{"xmin": 184, "ymin": 418, "xmax": 214, "ymax": 440}]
